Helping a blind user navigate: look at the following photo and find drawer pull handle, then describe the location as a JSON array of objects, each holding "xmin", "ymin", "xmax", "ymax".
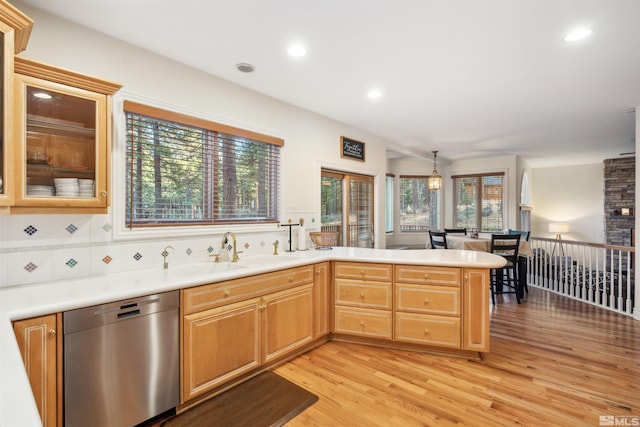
[
  {"xmin": 360, "ymin": 321, "xmax": 365, "ymax": 327},
  {"xmin": 424, "ymin": 328, "xmax": 430, "ymax": 335},
  {"xmin": 424, "ymin": 274, "xmax": 429, "ymax": 279},
  {"xmin": 359, "ymin": 292, "xmax": 365, "ymax": 298},
  {"xmin": 424, "ymin": 298, "xmax": 429, "ymax": 304},
  {"xmin": 289, "ymin": 277, "xmax": 294, "ymax": 282},
  {"xmin": 259, "ymin": 304, "xmax": 266, "ymax": 310},
  {"xmin": 48, "ymin": 329, "xmax": 56, "ymax": 337},
  {"xmin": 223, "ymin": 290, "xmax": 231, "ymax": 297}
]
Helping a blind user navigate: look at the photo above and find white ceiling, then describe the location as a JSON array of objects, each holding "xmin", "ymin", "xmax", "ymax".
[{"xmin": 18, "ymin": 0, "xmax": 640, "ymax": 167}]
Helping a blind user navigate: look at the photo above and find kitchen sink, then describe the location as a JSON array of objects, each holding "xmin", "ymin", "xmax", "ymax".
[
  {"xmin": 167, "ymin": 261, "xmax": 246, "ymax": 277},
  {"xmin": 238, "ymin": 254, "xmax": 301, "ymax": 267}
]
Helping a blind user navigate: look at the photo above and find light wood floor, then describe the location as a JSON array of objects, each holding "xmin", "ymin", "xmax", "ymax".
[{"xmin": 275, "ymin": 288, "xmax": 640, "ymax": 427}]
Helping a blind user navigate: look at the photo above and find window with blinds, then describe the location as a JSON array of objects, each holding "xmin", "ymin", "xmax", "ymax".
[
  {"xmin": 124, "ymin": 101, "xmax": 282, "ymax": 227},
  {"xmin": 452, "ymin": 172, "xmax": 504, "ymax": 232},
  {"xmin": 399, "ymin": 175, "xmax": 440, "ymax": 232}
]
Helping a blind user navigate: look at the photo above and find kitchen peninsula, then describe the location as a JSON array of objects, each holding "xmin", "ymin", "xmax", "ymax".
[{"xmin": 1, "ymin": 247, "xmax": 505, "ymax": 426}]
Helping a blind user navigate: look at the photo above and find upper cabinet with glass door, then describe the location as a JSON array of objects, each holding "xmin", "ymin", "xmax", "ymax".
[
  {"xmin": 12, "ymin": 57, "xmax": 121, "ymax": 213},
  {"xmin": 0, "ymin": 3, "xmax": 32, "ymax": 211}
]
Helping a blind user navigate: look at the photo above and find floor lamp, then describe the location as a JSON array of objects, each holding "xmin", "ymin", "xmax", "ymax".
[{"xmin": 549, "ymin": 223, "xmax": 569, "ymax": 256}]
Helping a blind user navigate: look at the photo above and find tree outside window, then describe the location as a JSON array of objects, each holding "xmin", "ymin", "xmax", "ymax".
[
  {"xmin": 453, "ymin": 173, "xmax": 504, "ymax": 232},
  {"xmin": 399, "ymin": 176, "xmax": 439, "ymax": 232}
]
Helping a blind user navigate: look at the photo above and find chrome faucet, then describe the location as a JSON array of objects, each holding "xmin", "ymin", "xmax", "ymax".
[{"xmin": 222, "ymin": 231, "xmax": 243, "ymax": 262}]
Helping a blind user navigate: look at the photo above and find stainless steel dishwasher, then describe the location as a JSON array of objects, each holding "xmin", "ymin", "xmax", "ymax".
[{"xmin": 64, "ymin": 291, "xmax": 179, "ymax": 427}]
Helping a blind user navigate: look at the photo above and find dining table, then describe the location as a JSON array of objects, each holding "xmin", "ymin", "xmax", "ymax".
[
  {"xmin": 446, "ymin": 235, "xmax": 534, "ymax": 258},
  {"xmin": 446, "ymin": 235, "xmax": 533, "ymax": 298}
]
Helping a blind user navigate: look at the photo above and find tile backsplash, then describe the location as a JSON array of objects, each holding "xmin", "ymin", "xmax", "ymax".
[{"xmin": 0, "ymin": 213, "xmax": 312, "ymax": 289}]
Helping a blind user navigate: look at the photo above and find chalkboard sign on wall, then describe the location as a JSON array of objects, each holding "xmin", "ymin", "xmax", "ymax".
[{"xmin": 340, "ymin": 136, "xmax": 365, "ymax": 161}]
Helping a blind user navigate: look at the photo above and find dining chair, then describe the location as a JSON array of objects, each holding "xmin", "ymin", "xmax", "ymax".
[
  {"xmin": 444, "ymin": 228, "xmax": 467, "ymax": 236},
  {"xmin": 429, "ymin": 230, "xmax": 448, "ymax": 249},
  {"xmin": 489, "ymin": 233, "xmax": 521, "ymax": 304},
  {"xmin": 508, "ymin": 229, "xmax": 530, "ymax": 241}
]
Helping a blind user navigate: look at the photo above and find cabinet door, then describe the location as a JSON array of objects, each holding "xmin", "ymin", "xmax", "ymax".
[
  {"xmin": 262, "ymin": 283, "xmax": 314, "ymax": 364},
  {"xmin": 462, "ymin": 268, "xmax": 490, "ymax": 352},
  {"xmin": 14, "ymin": 74, "xmax": 107, "ymax": 209},
  {"xmin": 314, "ymin": 262, "xmax": 331, "ymax": 338},
  {"xmin": 13, "ymin": 314, "xmax": 59, "ymax": 427},
  {"xmin": 182, "ymin": 298, "xmax": 261, "ymax": 402}
]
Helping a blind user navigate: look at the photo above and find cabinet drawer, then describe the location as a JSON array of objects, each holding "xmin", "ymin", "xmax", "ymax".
[
  {"xmin": 334, "ymin": 306, "xmax": 392, "ymax": 339},
  {"xmin": 395, "ymin": 265, "xmax": 460, "ymax": 287},
  {"xmin": 334, "ymin": 262, "xmax": 393, "ymax": 282},
  {"xmin": 335, "ymin": 279, "xmax": 392, "ymax": 310},
  {"xmin": 395, "ymin": 284, "xmax": 460, "ymax": 316},
  {"xmin": 394, "ymin": 313, "xmax": 460, "ymax": 348},
  {"xmin": 183, "ymin": 265, "xmax": 314, "ymax": 314}
]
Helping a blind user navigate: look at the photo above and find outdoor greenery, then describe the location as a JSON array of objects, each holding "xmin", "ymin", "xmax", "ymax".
[
  {"xmin": 125, "ymin": 113, "xmax": 279, "ymax": 226},
  {"xmin": 399, "ymin": 177, "xmax": 439, "ymax": 231}
]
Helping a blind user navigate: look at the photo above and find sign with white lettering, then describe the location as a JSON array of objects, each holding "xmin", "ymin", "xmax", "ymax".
[{"xmin": 341, "ymin": 136, "xmax": 365, "ymax": 161}]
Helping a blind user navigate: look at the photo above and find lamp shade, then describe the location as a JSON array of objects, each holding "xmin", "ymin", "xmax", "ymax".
[
  {"xmin": 549, "ymin": 223, "xmax": 570, "ymax": 234},
  {"xmin": 427, "ymin": 175, "xmax": 443, "ymax": 190},
  {"xmin": 427, "ymin": 150, "xmax": 443, "ymax": 190}
]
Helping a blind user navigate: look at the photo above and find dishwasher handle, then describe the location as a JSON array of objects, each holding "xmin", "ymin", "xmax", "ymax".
[{"xmin": 117, "ymin": 309, "xmax": 141, "ymax": 319}]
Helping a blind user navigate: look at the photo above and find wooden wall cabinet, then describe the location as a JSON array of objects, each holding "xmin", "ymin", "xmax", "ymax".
[
  {"xmin": 10, "ymin": 57, "xmax": 121, "ymax": 214},
  {"xmin": 0, "ymin": 4, "xmax": 32, "ymax": 211},
  {"xmin": 13, "ymin": 313, "xmax": 61, "ymax": 427},
  {"xmin": 181, "ymin": 265, "xmax": 315, "ymax": 403}
]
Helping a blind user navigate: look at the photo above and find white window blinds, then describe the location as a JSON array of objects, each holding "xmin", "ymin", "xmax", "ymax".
[{"xmin": 124, "ymin": 101, "xmax": 282, "ymax": 227}]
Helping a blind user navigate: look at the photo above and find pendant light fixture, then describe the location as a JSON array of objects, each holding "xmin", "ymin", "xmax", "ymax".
[{"xmin": 427, "ymin": 150, "xmax": 443, "ymax": 190}]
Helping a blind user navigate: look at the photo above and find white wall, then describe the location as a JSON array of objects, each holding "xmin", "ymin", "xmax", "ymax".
[
  {"xmin": 0, "ymin": 2, "xmax": 393, "ymax": 288},
  {"xmin": 531, "ymin": 163, "xmax": 604, "ymax": 243}
]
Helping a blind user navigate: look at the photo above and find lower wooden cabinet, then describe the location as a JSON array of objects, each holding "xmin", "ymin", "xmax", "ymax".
[
  {"xmin": 334, "ymin": 305, "xmax": 392, "ymax": 339},
  {"xmin": 462, "ymin": 268, "xmax": 490, "ymax": 351},
  {"xmin": 313, "ymin": 262, "xmax": 331, "ymax": 338},
  {"xmin": 182, "ymin": 298, "xmax": 261, "ymax": 401},
  {"xmin": 333, "ymin": 263, "xmax": 490, "ymax": 353},
  {"xmin": 181, "ymin": 267, "xmax": 316, "ymax": 403},
  {"xmin": 13, "ymin": 313, "xmax": 61, "ymax": 427},
  {"xmin": 262, "ymin": 283, "xmax": 314, "ymax": 363},
  {"xmin": 394, "ymin": 312, "xmax": 461, "ymax": 348}
]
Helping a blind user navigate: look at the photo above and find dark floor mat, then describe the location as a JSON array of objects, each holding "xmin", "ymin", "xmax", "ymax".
[{"xmin": 161, "ymin": 371, "xmax": 318, "ymax": 427}]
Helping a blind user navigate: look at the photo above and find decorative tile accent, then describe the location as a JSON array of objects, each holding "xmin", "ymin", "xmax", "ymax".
[
  {"xmin": 260, "ymin": 241, "xmax": 266, "ymax": 247},
  {"xmin": 161, "ymin": 249, "xmax": 170, "ymax": 257},
  {"xmin": 207, "ymin": 246, "xmax": 214, "ymax": 253},
  {"xmin": 185, "ymin": 248, "xmax": 192, "ymax": 256},
  {"xmin": 133, "ymin": 252, "xmax": 142, "ymax": 261},
  {"xmin": 66, "ymin": 224, "xmax": 78, "ymax": 234},
  {"xmin": 244, "ymin": 242, "xmax": 250, "ymax": 250},
  {"xmin": 102, "ymin": 255, "xmax": 112, "ymax": 264},
  {"xmin": 24, "ymin": 262, "xmax": 38, "ymax": 273},
  {"xmin": 66, "ymin": 258, "xmax": 78, "ymax": 268},
  {"xmin": 102, "ymin": 223, "xmax": 112, "ymax": 232},
  {"xmin": 24, "ymin": 225, "xmax": 38, "ymax": 236}
]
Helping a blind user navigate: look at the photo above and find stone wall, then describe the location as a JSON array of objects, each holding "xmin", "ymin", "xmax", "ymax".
[{"xmin": 604, "ymin": 157, "xmax": 635, "ymax": 247}]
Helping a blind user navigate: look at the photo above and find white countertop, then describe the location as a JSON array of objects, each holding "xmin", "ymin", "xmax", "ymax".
[{"xmin": 0, "ymin": 247, "xmax": 505, "ymax": 426}]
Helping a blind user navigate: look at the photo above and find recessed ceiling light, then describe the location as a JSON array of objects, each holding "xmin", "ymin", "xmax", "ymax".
[
  {"xmin": 33, "ymin": 92, "xmax": 52, "ymax": 99},
  {"xmin": 287, "ymin": 43, "xmax": 307, "ymax": 57},
  {"xmin": 564, "ymin": 27, "xmax": 592, "ymax": 42},
  {"xmin": 236, "ymin": 63, "xmax": 255, "ymax": 73},
  {"xmin": 367, "ymin": 89, "xmax": 383, "ymax": 99}
]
